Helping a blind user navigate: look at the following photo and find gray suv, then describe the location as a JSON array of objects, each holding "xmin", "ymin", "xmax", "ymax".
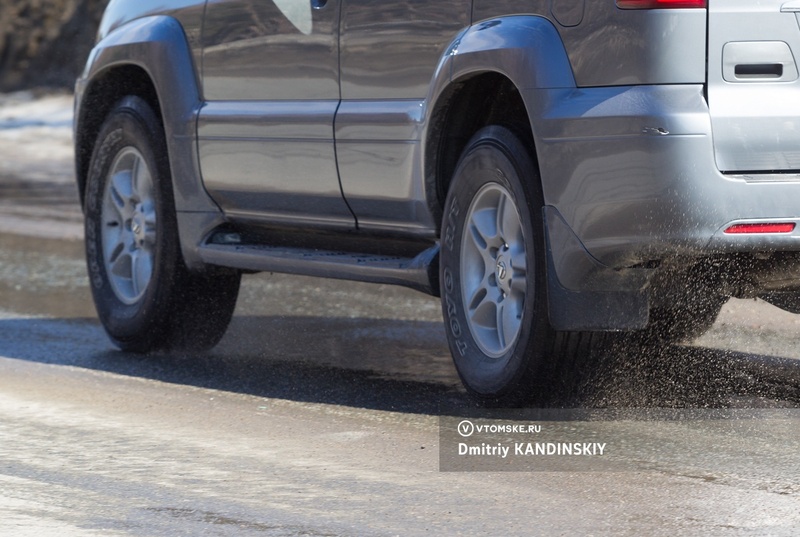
[{"xmin": 75, "ymin": 0, "xmax": 800, "ymax": 404}]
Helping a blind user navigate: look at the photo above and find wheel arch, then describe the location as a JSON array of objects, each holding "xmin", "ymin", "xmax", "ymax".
[
  {"xmin": 75, "ymin": 64, "xmax": 161, "ymax": 208},
  {"xmin": 425, "ymin": 72, "xmax": 535, "ymax": 230},
  {"xmin": 424, "ymin": 15, "xmax": 576, "ymax": 229},
  {"xmin": 424, "ymin": 17, "xmax": 652, "ymax": 332},
  {"xmin": 74, "ymin": 15, "xmax": 216, "ymax": 215},
  {"xmin": 75, "ymin": 14, "xmax": 224, "ymax": 270}
]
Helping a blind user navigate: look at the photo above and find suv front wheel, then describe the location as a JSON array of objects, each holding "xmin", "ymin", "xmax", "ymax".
[{"xmin": 84, "ymin": 96, "xmax": 240, "ymax": 353}]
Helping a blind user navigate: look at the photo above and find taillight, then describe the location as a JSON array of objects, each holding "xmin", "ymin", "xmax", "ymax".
[
  {"xmin": 724, "ymin": 223, "xmax": 796, "ymax": 234},
  {"xmin": 616, "ymin": 0, "xmax": 707, "ymax": 8}
]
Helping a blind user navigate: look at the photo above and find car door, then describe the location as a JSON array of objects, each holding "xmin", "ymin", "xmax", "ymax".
[
  {"xmin": 198, "ymin": 0, "xmax": 354, "ymax": 229},
  {"xmin": 708, "ymin": 0, "xmax": 800, "ymax": 173},
  {"xmin": 336, "ymin": 1, "xmax": 472, "ymax": 235}
]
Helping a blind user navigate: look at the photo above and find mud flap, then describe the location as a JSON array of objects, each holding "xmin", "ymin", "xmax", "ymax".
[{"xmin": 543, "ymin": 207, "xmax": 651, "ymax": 331}]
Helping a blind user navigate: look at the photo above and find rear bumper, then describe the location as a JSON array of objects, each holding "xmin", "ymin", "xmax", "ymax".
[
  {"xmin": 528, "ymin": 84, "xmax": 800, "ymax": 269},
  {"xmin": 528, "ymin": 84, "xmax": 800, "ymax": 329}
]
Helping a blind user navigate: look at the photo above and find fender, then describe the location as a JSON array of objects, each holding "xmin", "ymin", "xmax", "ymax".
[
  {"xmin": 75, "ymin": 15, "xmax": 224, "ymax": 269},
  {"xmin": 423, "ymin": 16, "xmax": 576, "ymax": 183},
  {"xmin": 447, "ymin": 16, "xmax": 576, "ymax": 187},
  {"xmin": 422, "ymin": 16, "xmax": 574, "ymax": 224},
  {"xmin": 450, "ymin": 16, "xmax": 576, "ymax": 91}
]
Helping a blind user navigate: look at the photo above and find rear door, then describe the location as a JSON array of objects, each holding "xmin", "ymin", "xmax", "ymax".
[
  {"xmin": 336, "ymin": 1, "xmax": 471, "ymax": 234},
  {"xmin": 709, "ymin": 0, "xmax": 800, "ymax": 172}
]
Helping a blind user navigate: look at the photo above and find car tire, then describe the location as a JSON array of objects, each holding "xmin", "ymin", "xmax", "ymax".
[
  {"xmin": 84, "ymin": 96, "xmax": 240, "ymax": 353},
  {"xmin": 440, "ymin": 125, "xmax": 557, "ymax": 406}
]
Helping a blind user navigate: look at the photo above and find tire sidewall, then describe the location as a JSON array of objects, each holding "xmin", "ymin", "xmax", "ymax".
[
  {"xmin": 84, "ymin": 97, "xmax": 178, "ymax": 348},
  {"xmin": 441, "ymin": 127, "xmax": 548, "ymax": 399}
]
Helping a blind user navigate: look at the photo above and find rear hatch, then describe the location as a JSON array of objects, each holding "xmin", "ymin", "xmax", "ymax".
[{"xmin": 709, "ymin": 0, "xmax": 800, "ymax": 173}]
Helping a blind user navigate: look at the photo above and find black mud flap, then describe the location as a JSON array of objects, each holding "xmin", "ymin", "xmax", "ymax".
[{"xmin": 543, "ymin": 207, "xmax": 651, "ymax": 332}]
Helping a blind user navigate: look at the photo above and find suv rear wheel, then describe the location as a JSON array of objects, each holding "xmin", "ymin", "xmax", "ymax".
[
  {"xmin": 84, "ymin": 96, "xmax": 240, "ymax": 353},
  {"xmin": 440, "ymin": 126, "xmax": 554, "ymax": 406}
]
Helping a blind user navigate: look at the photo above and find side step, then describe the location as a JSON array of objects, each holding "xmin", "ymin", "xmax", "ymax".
[{"xmin": 197, "ymin": 242, "xmax": 440, "ymax": 296}]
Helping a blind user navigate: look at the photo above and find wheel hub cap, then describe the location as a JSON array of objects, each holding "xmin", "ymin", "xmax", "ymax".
[
  {"xmin": 132, "ymin": 209, "xmax": 146, "ymax": 246},
  {"xmin": 495, "ymin": 251, "xmax": 512, "ymax": 295},
  {"xmin": 100, "ymin": 147, "xmax": 157, "ymax": 305},
  {"xmin": 460, "ymin": 183, "xmax": 528, "ymax": 358}
]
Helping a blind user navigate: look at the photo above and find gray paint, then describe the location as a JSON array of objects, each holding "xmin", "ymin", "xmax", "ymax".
[
  {"xmin": 202, "ymin": 0, "xmax": 340, "ymax": 100},
  {"xmin": 95, "ymin": 0, "xmax": 206, "ymax": 89},
  {"xmin": 335, "ymin": 1, "xmax": 469, "ymax": 234},
  {"xmin": 708, "ymin": 0, "xmax": 800, "ymax": 172},
  {"xmin": 335, "ymin": 100, "xmax": 435, "ymax": 236},
  {"xmin": 550, "ymin": 0, "xmax": 584, "ymax": 27},
  {"xmin": 474, "ymin": 1, "xmax": 706, "ymax": 86},
  {"xmin": 450, "ymin": 16, "xmax": 576, "ymax": 89},
  {"xmin": 198, "ymin": 0, "xmax": 353, "ymax": 227},
  {"xmin": 339, "ymin": 1, "xmax": 470, "ymax": 100},
  {"xmin": 198, "ymin": 100, "xmax": 355, "ymax": 228}
]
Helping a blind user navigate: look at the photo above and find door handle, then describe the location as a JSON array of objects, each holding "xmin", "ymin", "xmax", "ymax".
[
  {"xmin": 735, "ymin": 63, "xmax": 784, "ymax": 78},
  {"xmin": 722, "ymin": 42, "xmax": 798, "ymax": 82}
]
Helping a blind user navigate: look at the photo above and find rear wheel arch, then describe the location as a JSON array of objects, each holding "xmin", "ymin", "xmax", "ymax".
[
  {"xmin": 424, "ymin": 15, "xmax": 575, "ymax": 231},
  {"xmin": 425, "ymin": 73, "xmax": 537, "ymax": 233}
]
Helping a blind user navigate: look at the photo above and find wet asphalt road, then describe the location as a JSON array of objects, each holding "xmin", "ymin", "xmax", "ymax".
[
  {"xmin": 3, "ymin": 233, "xmax": 800, "ymax": 536},
  {"xmin": 2, "ymin": 93, "xmax": 800, "ymax": 535}
]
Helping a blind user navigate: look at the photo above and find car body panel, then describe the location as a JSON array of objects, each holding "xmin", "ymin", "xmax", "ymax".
[
  {"xmin": 474, "ymin": 1, "xmax": 706, "ymax": 86},
  {"xmin": 335, "ymin": 99, "xmax": 436, "ymax": 236},
  {"xmin": 339, "ymin": 0, "xmax": 470, "ymax": 100},
  {"xmin": 202, "ymin": 0, "xmax": 340, "ymax": 101},
  {"xmin": 198, "ymin": 0, "xmax": 353, "ymax": 228},
  {"xmin": 528, "ymin": 82, "xmax": 800, "ymax": 266},
  {"xmin": 708, "ymin": 0, "xmax": 800, "ymax": 172},
  {"xmin": 94, "ymin": 0, "xmax": 206, "ymax": 86},
  {"xmin": 75, "ymin": 14, "xmax": 214, "ymax": 212},
  {"xmin": 450, "ymin": 16, "xmax": 576, "ymax": 90},
  {"xmin": 197, "ymin": 100, "xmax": 355, "ymax": 229},
  {"xmin": 335, "ymin": 1, "xmax": 471, "ymax": 234}
]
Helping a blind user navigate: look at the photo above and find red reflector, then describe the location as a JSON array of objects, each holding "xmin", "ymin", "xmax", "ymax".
[
  {"xmin": 724, "ymin": 223, "xmax": 796, "ymax": 234},
  {"xmin": 617, "ymin": 0, "xmax": 706, "ymax": 8}
]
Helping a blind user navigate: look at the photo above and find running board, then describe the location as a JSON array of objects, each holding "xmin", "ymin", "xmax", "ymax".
[{"xmin": 197, "ymin": 242, "xmax": 440, "ymax": 296}]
